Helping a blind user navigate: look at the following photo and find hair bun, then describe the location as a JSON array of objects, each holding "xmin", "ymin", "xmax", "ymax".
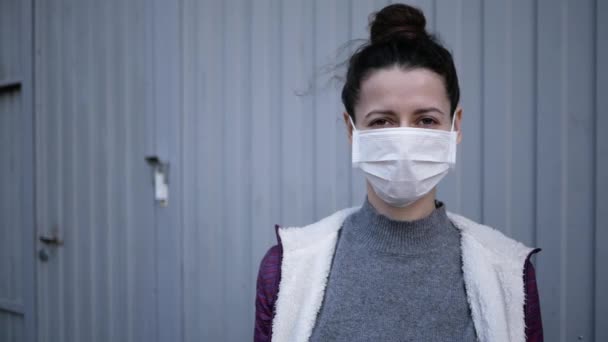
[{"xmin": 369, "ymin": 4, "xmax": 427, "ymax": 44}]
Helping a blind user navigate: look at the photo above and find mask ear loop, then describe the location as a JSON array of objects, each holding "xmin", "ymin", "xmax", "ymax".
[
  {"xmin": 450, "ymin": 112, "xmax": 456, "ymax": 132},
  {"xmin": 347, "ymin": 114, "xmax": 360, "ymax": 167},
  {"xmin": 448, "ymin": 112, "xmax": 457, "ymax": 166},
  {"xmin": 348, "ymin": 114, "xmax": 358, "ymax": 132}
]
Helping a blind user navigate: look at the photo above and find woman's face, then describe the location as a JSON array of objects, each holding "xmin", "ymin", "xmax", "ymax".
[{"xmin": 345, "ymin": 66, "xmax": 462, "ymax": 142}]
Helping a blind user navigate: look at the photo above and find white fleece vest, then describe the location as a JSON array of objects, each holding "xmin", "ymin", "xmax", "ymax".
[{"xmin": 271, "ymin": 207, "xmax": 536, "ymax": 342}]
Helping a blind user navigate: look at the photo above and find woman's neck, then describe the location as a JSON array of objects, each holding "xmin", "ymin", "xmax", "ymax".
[{"xmin": 366, "ymin": 182, "xmax": 437, "ymax": 221}]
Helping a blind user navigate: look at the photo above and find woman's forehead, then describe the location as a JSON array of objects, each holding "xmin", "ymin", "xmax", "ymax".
[{"xmin": 356, "ymin": 67, "xmax": 450, "ymax": 115}]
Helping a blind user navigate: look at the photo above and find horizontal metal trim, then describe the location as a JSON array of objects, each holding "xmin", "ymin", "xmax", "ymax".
[
  {"xmin": 0, "ymin": 79, "xmax": 22, "ymax": 93},
  {"xmin": 0, "ymin": 298, "xmax": 24, "ymax": 316}
]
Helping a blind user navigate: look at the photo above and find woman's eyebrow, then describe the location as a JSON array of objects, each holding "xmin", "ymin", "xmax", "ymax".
[
  {"xmin": 364, "ymin": 109, "xmax": 398, "ymax": 118},
  {"xmin": 413, "ymin": 107, "xmax": 445, "ymax": 115}
]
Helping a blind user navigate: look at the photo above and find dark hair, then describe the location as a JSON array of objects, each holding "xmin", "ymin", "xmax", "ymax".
[{"xmin": 342, "ymin": 4, "xmax": 460, "ymax": 122}]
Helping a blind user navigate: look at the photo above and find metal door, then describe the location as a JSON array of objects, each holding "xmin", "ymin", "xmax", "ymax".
[
  {"xmin": 0, "ymin": 0, "xmax": 35, "ymax": 341},
  {"xmin": 33, "ymin": 1, "xmax": 159, "ymax": 341}
]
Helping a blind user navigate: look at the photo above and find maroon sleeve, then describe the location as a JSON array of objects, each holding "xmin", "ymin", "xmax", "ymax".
[
  {"xmin": 524, "ymin": 248, "xmax": 543, "ymax": 342},
  {"xmin": 254, "ymin": 242, "xmax": 283, "ymax": 342}
]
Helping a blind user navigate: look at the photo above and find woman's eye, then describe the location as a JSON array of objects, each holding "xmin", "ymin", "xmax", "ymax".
[
  {"xmin": 370, "ymin": 119, "xmax": 392, "ymax": 127},
  {"xmin": 419, "ymin": 117, "xmax": 437, "ymax": 126}
]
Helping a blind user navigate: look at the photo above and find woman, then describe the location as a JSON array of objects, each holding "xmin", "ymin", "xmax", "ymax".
[{"xmin": 254, "ymin": 4, "xmax": 543, "ymax": 342}]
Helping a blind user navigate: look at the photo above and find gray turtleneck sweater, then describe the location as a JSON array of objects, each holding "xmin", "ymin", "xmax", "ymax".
[{"xmin": 309, "ymin": 197, "xmax": 478, "ymax": 342}]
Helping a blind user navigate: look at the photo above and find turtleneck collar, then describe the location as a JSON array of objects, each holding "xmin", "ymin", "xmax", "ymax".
[{"xmin": 342, "ymin": 196, "xmax": 457, "ymax": 255}]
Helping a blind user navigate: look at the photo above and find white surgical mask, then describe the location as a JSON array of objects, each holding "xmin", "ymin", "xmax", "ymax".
[{"xmin": 349, "ymin": 115, "xmax": 457, "ymax": 207}]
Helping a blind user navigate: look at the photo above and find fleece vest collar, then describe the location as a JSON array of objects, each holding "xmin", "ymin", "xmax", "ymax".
[{"xmin": 271, "ymin": 207, "xmax": 536, "ymax": 342}]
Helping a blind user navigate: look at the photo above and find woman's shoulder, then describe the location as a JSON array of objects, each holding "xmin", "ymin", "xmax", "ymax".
[
  {"xmin": 272, "ymin": 207, "xmax": 360, "ymax": 251},
  {"xmin": 447, "ymin": 211, "xmax": 540, "ymax": 262},
  {"xmin": 257, "ymin": 243, "xmax": 282, "ymax": 282}
]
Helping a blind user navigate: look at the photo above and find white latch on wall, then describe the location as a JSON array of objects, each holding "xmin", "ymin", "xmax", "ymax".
[{"xmin": 145, "ymin": 156, "xmax": 169, "ymax": 207}]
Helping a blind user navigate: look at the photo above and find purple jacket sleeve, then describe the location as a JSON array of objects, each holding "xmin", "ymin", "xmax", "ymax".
[
  {"xmin": 254, "ymin": 225, "xmax": 283, "ymax": 342},
  {"xmin": 524, "ymin": 248, "xmax": 543, "ymax": 342}
]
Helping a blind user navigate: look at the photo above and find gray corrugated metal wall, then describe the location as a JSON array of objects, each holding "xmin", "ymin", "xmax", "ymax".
[{"xmin": 0, "ymin": 0, "xmax": 606, "ymax": 341}]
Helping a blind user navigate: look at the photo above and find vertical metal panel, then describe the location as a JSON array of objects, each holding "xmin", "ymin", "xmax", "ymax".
[
  {"xmin": 0, "ymin": 0, "xmax": 35, "ymax": 341},
  {"xmin": 182, "ymin": 0, "xmax": 226, "ymax": 340},
  {"xmin": 222, "ymin": 0, "xmax": 252, "ymax": 340},
  {"xmin": 312, "ymin": 0, "xmax": 352, "ymax": 220},
  {"xmin": 536, "ymin": 0, "xmax": 566, "ymax": 340},
  {"xmin": 454, "ymin": 0, "xmax": 484, "ymax": 220},
  {"xmin": 279, "ymin": 0, "xmax": 315, "ymax": 225},
  {"xmin": 483, "ymin": 0, "xmax": 510, "ymax": 233},
  {"xmin": 434, "ymin": 0, "xmax": 463, "ymax": 211},
  {"xmin": 128, "ymin": 0, "xmax": 158, "ymax": 338},
  {"xmin": 509, "ymin": 0, "xmax": 537, "ymax": 246},
  {"xmin": 150, "ymin": 0, "xmax": 182, "ymax": 341},
  {"xmin": 0, "ymin": 90, "xmax": 25, "ymax": 342},
  {"xmin": 563, "ymin": 0, "xmax": 596, "ymax": 340},
  {"xmin": 248, "ymin": 0, "xmax": 282, "ymax": 291},
  {"xmin": 19, "ymin": 0, "xmax": 36, "ymax": 340},
  {"xmin": 595, "ymin": 1, "xmax": 608, "ymax": 340},
  {"xmin": 33, "ymin": 0, "xmax": 157, "ymax": 341},
  {"xmin": 0, "ymin": 92, "xmax": 24, "ymax": 304}
]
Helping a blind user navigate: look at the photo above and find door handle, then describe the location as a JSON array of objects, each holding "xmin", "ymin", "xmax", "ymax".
[
  {"xmin": 145, "ymin": 155, "xmax": 169, "ymax": 207},
  {"xmin": 39, "ymin": 226, "xmax": 63, "ymax": 262},
  {"xmin": 39, "ymin": 234, "xmax": 63, "ymax": 246}
]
